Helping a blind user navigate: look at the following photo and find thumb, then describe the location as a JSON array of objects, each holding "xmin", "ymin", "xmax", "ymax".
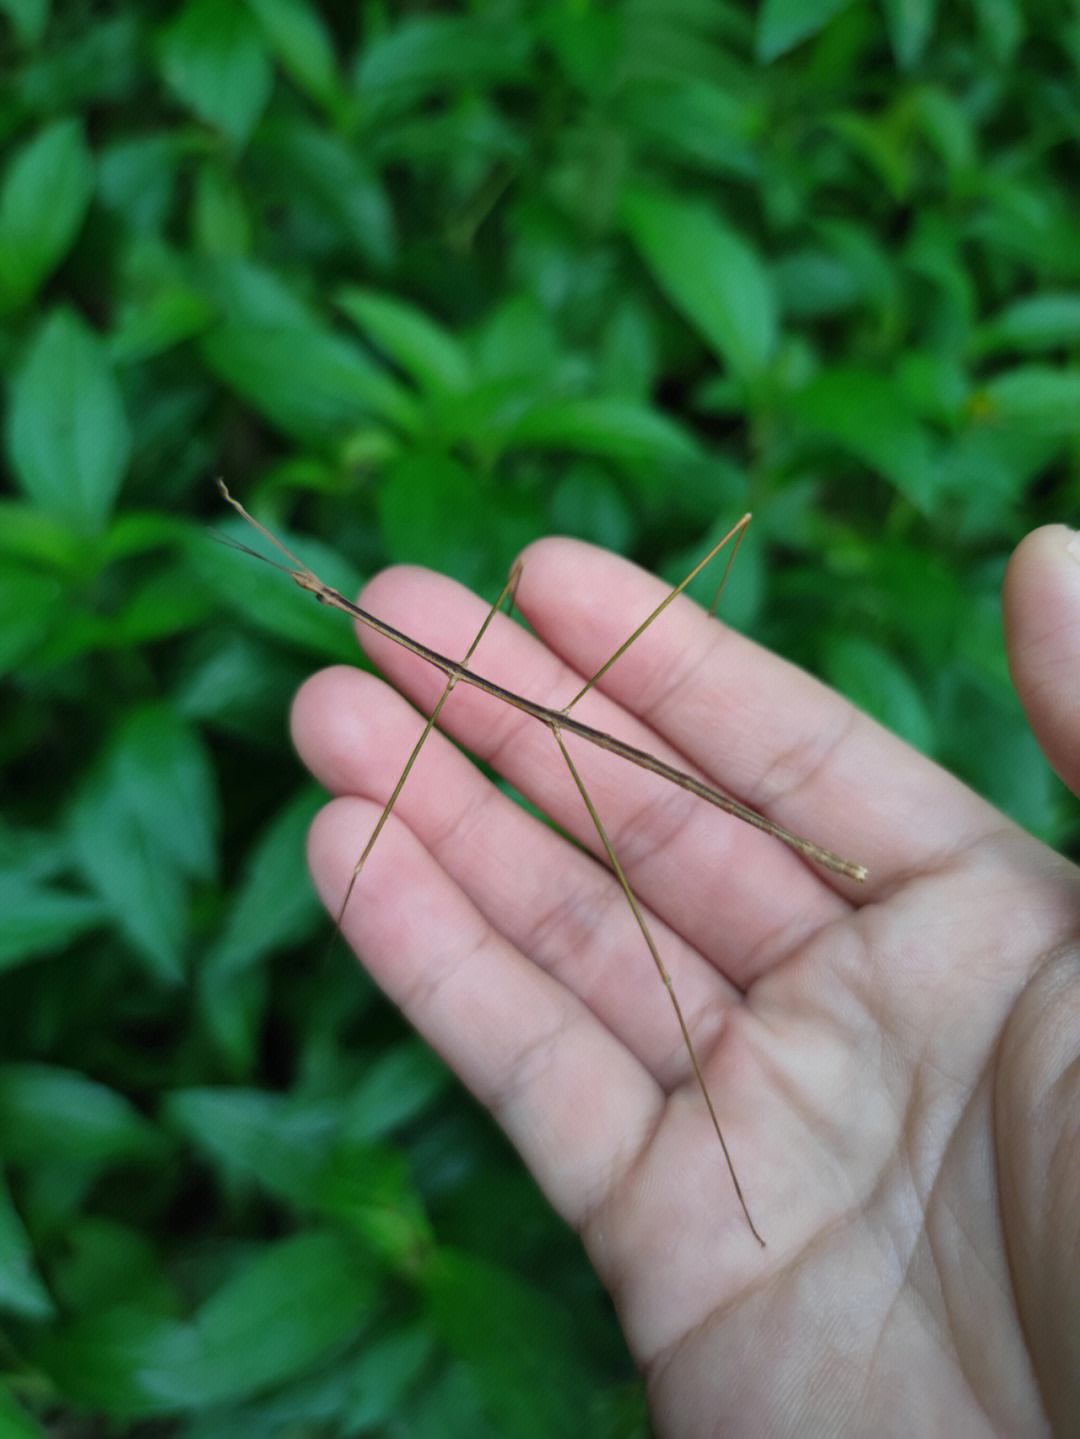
[{"xmin": 1003, "ymin": 524, "xmax": 1080, "ymax": 796}]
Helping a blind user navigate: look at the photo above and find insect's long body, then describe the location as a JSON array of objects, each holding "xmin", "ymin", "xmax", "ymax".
[
  {"xmin": 219, "ymin": 480, "xmax": 868, "ymax": 1245},
  {"xmin": 300, "ymin": 570, "xmax": 867, "ymax": 882}
]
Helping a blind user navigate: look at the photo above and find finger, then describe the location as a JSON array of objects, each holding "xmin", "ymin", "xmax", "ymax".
[
  {"xmin": 304, "ymin": 790, "xmax": 670, "ymax": 1229},
  {"xmin": 293, "ymin": 665, "xmax": 742, "ymax": 1086},
  {"xmin": 337, "ymin": 562, "xmax": 852, "ymax": 987},
  {"xmin": 1003, "ymin": 524, "xmax": 1080, "ymax": 796},
  {"xmin": 510, "ymin": 537, "xmax": 1007, "ymax": 892}
]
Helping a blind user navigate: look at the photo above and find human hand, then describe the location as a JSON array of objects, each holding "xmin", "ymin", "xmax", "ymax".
[{"xmin": 291, "ymin": 525, "xmax": 1080, "ymax": 1437}]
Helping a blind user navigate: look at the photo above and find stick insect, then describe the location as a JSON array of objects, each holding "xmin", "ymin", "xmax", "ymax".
[{"xmin": 218, "ymin": 480, "xmax": 868, "ymax": 1245}]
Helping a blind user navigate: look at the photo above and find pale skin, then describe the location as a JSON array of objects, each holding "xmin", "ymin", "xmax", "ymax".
[{"xmin": 290, "ymin": 523, "xmax": 1080, "ymax": 1438}]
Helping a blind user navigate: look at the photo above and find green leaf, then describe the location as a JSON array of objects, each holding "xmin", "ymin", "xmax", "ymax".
[
  {"xmin": 205, "ymin": 785, "xmax": 325, "ymax": 978},
  {"xmin": 550, "ymin": 466, "xmax": 636, "ymax": 553},
  {"xmin": 341, "ymin": 1042, "xmax": 451, "ymax": 1146},
  {"xmin": 192, "ymin": 159, "xmax": 253, "ymax": 256},
  {"xmin": 202, "ymin": 322, "xmax": 419, "ymax": 443},
  {"xmin": 0, "ymin": 1379, "xmax": 47, "ymax": 1439},
  {"xmin": 66, "ymin": 704, "xmax": 220, "ymax": 981},
  {"xmin": 613, "ymin": 78, "xmax": 760, "ymax": 177},
  {"xmin": 27, "ymin": 1228, "xmax": 375, "ymax": 1417},
  {"xmin": 253, "ymin": 120, "xmax": 397, "ymax": 272},
  {"xmin": 0, "ymin": 499, "xmax": 84, "ymax": 570},
  {"xmin": 975, "ymin": 367, "xmax": 1080, "ymax": 434},
  {"xmin": 779, "ymin": 366, "xmax": 944, "ymax": 514},
  {"xmin": 96, "ymin": 131, "xmax": 191, "ymax": 235},
  {"xmin": 241, "ymin": 0, "xmax": 342, "ymax": 111},
  {"xmin": 0, "ymin": 563, "xmax": 65, "ymax": 675},
  {"xmin": 620, "ymin": 185, "xmax": 777, "ymax": 380},
  {"xmin": 157, "ymin": 0, "xmax": 273, "ymax": 147},
  {"xmin": 824, "ymin": 634, "xmax": 934, "ymax": 754},
  {"xmin": 142, "ymin": 1230, "xmax": 378, "ymax": 1408},
  {"xmin": 108, "ymin": 283, "xmax": 218, "ymax": 365},
  {"xmin": 7, "ymin": 307, "xmax": 131, "ymax": 534},
  {"xmin": 971, "ymin": 293, "xmax": 1080, "ymax": 358},
  {"xmin": 47, "ymin": 1216, "xmax": 180, "ymax": 1318},
  {"xmin": 494, "ymin": 396, "xmax": 703, "ymax": 469},
  {"xmin": 376, "ymin": 453, "xmax": 495, "ymax": 587},
  {"xmin": 0, "ymin": 872, "xmax": 107, "ymax": 972},
  {"xmin": 421, "ymin": 1249, "xmax": 593, "ymax": 1439},
  {"xmin": 0, "ymin": 1170, "xmax": 55, "ymax": 1320},
  {"xmin": 881, "ymin": 0, "xmax": 938, "ymax": 67},
  {"xmin": 27, "ymin": 1306, "xmax": 183, "ymax": 1418},
  {"xmin": 356, "ymin": 14, "xmax": 531, "ymax": 106},
  {"xmin": 0, "ymin": 118, "xmax": 93, "ymax": 314},
  {"xmin": 12, "ymin": 13, "xmax": 140, "ymax": 113},
  {"xmin": 338, "ymin": 1323, "xmax": 435, "ymax": 1430},
  {"xmin": 337, "ymin": 286, "xmax": 472, "ymax": 396},
  {"xmin": 943, "ymin": 680, "xmax": 1057, "ymax": 838},
  {"xmin": 0, "ymin": 0, "xmax": 51, "ymax": 49},
  {"xmin": 165, "ymin": 1087, "xmax": 337, "ymax": 1199},
  {"xmin": 756, "ymin": 0, "xmax": 859, "ymax": 62},
  {"xmin": 165, "ymin": 1088, "xmax": 434, "ymax": 1260},
  {"xmin": 0, "ymin": 1064, "xmax": 166, "ymax": 1168}
]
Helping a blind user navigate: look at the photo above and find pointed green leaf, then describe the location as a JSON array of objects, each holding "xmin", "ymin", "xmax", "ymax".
[
  {"xmin": 140, "ymin": 1231, "xmax": 378, "ymax": 1409},
  {"xmin": 356, "ymin": 14, "xmax": 531, "ymax": 101},
  {"xmin": 976, "ymin": 367, "xmax": 1080, "ymax": 435},
  {"xmin": 26, "ymin": 1306, "xmax": 184, "ymax": 1417},
  {"xmin": 157, "ymin": 0, "xmax": 273, "ymax": 147},
  {"xmin": 165, "ymin": 1088, "xmax": 433, "ymax": 1258},
  {"xmin": 205, "ymin": 785, "xmax": 325, "ymax": 978},
  {"xmin": 337, "ymin": 286, "xmax": 472, "ymax": 396},
  {"xmin": 421, "ymin": 1249, "xmax": 592, "ymax": 1439},
  {"xmin": 495, "ymin": 396, "xmax": 702, "ymax": 468},
  {"xmin": 202, "ymin": 323, "xmax": 419, "ymax": 443},
  {"xmin": 7, "ymin": 308, "xmax": 131, "ymax": 533},
  {"xmin": 0, "ymin": 872, "xmax": 107, "ymax": 972},
  {"xmin": 881, "ymin": 0, "xmax": 938, "ymax": 67},
  {"xmin": 0, "ymin": 1171, "xmax": 55, "ymax": 1320},
  {"xmin": 66, "ymin": 705, "xmax": 220, "ymax": 980},
  {"xmin": 0, "ymin": 118, "xmax": 93, "ymax": 314},
  {"xmin": 972, "ymin": 293, "xmax": 1080, "ymax": 358},
  {"xmin": 824, "ymin": 634, "xmax": 934, "ymax": 754},
  {"xmin": 0, "ymin": 564, "xmax": 65, "ymax": 675},
  {"xmin": 620, "ymin": 186, "xmax": 777, "ymax": 379},
  {"xmin": 0, "ymin": 0, "xmax": 51, "ymax": 48},
  {"xmin": 780, "ymin": 366, "xmax": 944, "ymax": 514},
  {"xmin": 0, "ymin": 1379, "xmax": 47, "ymax": 1439},
  {"xmin": 166, "ymin": 1088, "xmax": 327, "ymax": 1186},
  {"xmin": 376, "ymin": 453, "xmax": 499, "ymax": 586},
  {"xmin": 241, "ymin": 0, "xmax": 342, "ymax": 110},
  {"xmin": 756, "ymin": 0, "xmax": 858, "ymax": 62},
  {"xmin": 341, "ymin": 1041, "xmax": 451, "ymax": 1146},
  {"xmin": 0, "ymin": 1064, "xmax": 166, "ymax": 1168}
]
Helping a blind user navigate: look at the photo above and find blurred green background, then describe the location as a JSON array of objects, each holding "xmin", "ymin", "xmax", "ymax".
[{"xmin": 2, "ymin": 0, "xmax": 1080, "ymax": 1434}]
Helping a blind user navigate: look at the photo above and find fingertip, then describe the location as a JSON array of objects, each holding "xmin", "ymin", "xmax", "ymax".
[
  {"xmin": 305, "ymin": 794, "xmax": 360, "ymax": 885},
  {"xmin": 1003, "ymin": 524, "xmax": 1080, "ymax": 794},
  {"xmin": 290, "ymin": 666, "xmax": 359, "ymax": 774}
]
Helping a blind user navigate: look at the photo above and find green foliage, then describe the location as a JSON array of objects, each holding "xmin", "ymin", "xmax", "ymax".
[{"xmin": 2, "ymin": 0, "xmax": 1079, "ymax": 1433}]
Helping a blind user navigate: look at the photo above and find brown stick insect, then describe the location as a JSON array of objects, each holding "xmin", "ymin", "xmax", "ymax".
[{"xmin": 218, "ymin": 480, "xmax": 868, "ymax": 1245}]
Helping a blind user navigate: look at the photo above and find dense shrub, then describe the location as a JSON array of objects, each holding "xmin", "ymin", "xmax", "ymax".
[{"xmin": 2, "ymin": 0, "xmax": 1079, "ymax": 1433}]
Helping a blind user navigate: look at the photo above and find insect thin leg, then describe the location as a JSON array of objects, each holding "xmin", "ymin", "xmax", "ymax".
[
  {"xmin": 561, "ymin": 514, "xmax": 752, "ymax": 714},
  {"xmin": 334, "ymin": 563, "xmax": 522, "ymax": 932},
  {"xmin": 551, "ymin": 728, "xmax": 765, "ymax": 1246}
]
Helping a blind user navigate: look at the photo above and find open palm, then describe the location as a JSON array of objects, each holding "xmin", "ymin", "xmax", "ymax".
[{"xmin": 291, "ymin": 526, "xmax": 1080, "ymax": 1438}]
